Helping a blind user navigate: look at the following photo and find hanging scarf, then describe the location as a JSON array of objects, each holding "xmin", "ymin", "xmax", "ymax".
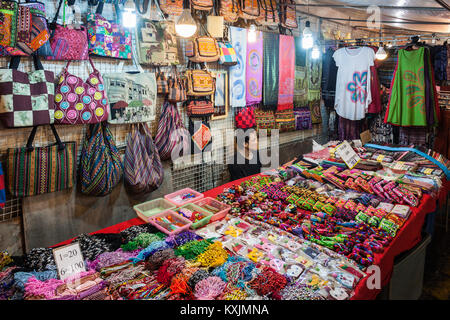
[
  {"xmin": 245, "ymin": 30, "xmax": 263, "ymax": 106},
  {"xmin": 294, "ymin": 37, "xmax": 308, "ymax": 108},
  {"xmin": 307, "ymin": 49, "xmax": 322, "ymax": 102},
  {"xmin": 263, "ymin": 32, "xmax": 279, "ymax": 110},
  {"xmin": 0, "ymin": 162, "xmax": 5, "ymax": 209},
  {"xmin": 215, "ymin": 72, "xmax": 226, "ymax": 107},
  {"xmin": 277, "ymin": 35, "xmax": 295, "ymax": 110},
  {"xmin": 229, "ymin": 27, "xmax": 247, "ymax": 108}
]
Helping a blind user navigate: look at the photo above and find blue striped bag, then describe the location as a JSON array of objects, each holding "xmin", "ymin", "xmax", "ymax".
[
  {"xmin": 124, "ymin": 123, "xmax": 164, "ymax": 195},
  {"xmin": 79, "ymin": 122, "xmax": 123, "ymax": 196}
]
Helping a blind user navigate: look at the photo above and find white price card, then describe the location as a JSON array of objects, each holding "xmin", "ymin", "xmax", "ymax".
[
  {"xmin": 335, "ymin": 141, "xmax": 361, "ymax": 169},
  {"xmin": 52, "ymin": 242, "xmax": 86, "ymax": 280}
]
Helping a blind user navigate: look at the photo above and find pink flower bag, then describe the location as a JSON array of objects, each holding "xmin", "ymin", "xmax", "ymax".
[{"xmin": 54, "ymin": 58, "xmax": 109, "ymax": 124}]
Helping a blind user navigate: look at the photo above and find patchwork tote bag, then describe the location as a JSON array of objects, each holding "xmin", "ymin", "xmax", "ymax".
[
  {"xmin": 79, "ymin": 122, "xmax": 123, "ymax": 196},
  {"xmin": 46, "ymin": 0, "xmax": 89, "ymax": 60},
  {"xmin": 87, "ymin": 2, "xmax": 132, "ymax": 59},
  {"xmin": 104, "ymin": 71, "xmax": 157, "ymax": 124},
  {"xmin": 54, "ymin": 58, "xmax": 108, "ymax": 124},
  {"xmin": 124, "ymin": 123, "xmax": 164, "ymax": 195},
  {"xmin": 0, "ymin": 55, "xmax": 55, "ymax": 128},
  {"xmin": 155, "ymin": 101, "xmax": 189, "ymax": 161},
  {"xmin": 6, "ymin": 124, "xmax": 76, "ymax": 197},
  {"xmin": 218, "ymin": 41, "xmax": 238, "ymax": 66}
]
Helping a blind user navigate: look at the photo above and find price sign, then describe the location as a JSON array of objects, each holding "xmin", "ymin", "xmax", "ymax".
[
  {"xmin": 335, "ymin": 141, "xmax": 361, "ymax": 169},
  {"xmin": 52, "ymin": 242, "xmax": 86, "ymax": 280}
]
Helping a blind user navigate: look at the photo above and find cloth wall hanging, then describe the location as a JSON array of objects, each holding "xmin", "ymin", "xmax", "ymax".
[
  {"xmin": 214, "ymin": 71, "xmax": 226, "ymax": 107},
  {"xmin": 104, "ymin": 72, "xmax": 157, "ymax": 124},
  {"xmin": 6, "ymin": 125, "xmax": 76, "ymax": 198},
  {"xmin": 294, "ymin": 107, "xmax": 312, "ymax": 130},
  {"xmin": 245, "ymin": 30, "xmax": 263, "ymax": 106},
  {"xmin": 275, "ymin": 109, "xmax": 295, "ymax": 132},
  {"xmin": 294, "ymin": 66, "xmax": 308, "ymax": 108},
  {"xmin": 0, "ymin": 55, "xmax": 55, "ymax": 128},
  {"xmin": 87, "ymin": 2, "xmax": 132, "ymax": 60},
  {"xmin": 309, "ymin": 100, "xmax": 322, "ymax": 124},
  {"xmin": 277, "ymin": 35, "xmax": 295, "ymax": 111},
  {"xmin": 307, "ymin": 50, "xmax": 322, "ymax": 102},
  {"xmin": 54, "ymin": 58, "xmax": 108, "ymax": 124},
  {"xmin": 254, "ymin": 108, "xmax": 276, "ymax": 133},
  {"xmin": 263, "ymin": 32, "xmax": 279, "ymax": 110},
  {"xmin": 124, "ymin": 123, "xmax": 164, "ymax": 195},
  {"xmin": 136, "ymin": 19, "xmax": 179, "ymax": 66},
  {"xmin": 79, "ymin": 122, "xmax": 123, "ymax": 196},
  {"xmin": 229, "ymin": 26, "xmax": 247, "ymax": 108}
]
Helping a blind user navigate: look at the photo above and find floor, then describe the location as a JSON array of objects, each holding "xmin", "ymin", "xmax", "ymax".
[{"xmin": 420, "ymin": 207, "xmax": 450, "ymax": 300}]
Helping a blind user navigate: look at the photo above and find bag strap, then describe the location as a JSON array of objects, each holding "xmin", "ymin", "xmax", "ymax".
[
  {"xmin": 134, "ymin": 0, "xmax": 150, "ymax": 15},
  {"xmin": 64, "ymin": 57, "xmax": 98, "ymax": 74},
  {"xmin": 96, "ymin": 2, "xmax": 122, "ymax": 22},
  {"xmin": 9, "ymin": 54, "xmax": 44, "ymax": 71},
  {"xmin": 26, "ymin": 124, "xmax": 65, "ymax": 152}
]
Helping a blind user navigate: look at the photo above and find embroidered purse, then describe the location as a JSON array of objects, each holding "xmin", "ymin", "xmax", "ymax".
[
  {"xmin": 279, "ymin": 0, "xmax": 298, "ymax": 29},
  {"xmin": 87, "ymin": 2, "xmax": 132, "ymax": 60},
  {"xmin": 275, "ymin": 109, "xmax": 295, "ymax": 132},
  {"xmin": 191, "ymin": 0, "xmax": 214, "ymax": 11},
  {"xmin": 257, "ymin": 0, "xmax": 279, "ymax": 26},
  {"xmin": 54, "ymin": 58, "xmax": 108, "ymax": 124},
  {"xmin": 186, "ymin": 99, "xmax": 214, "ymax": 117},
  {"xmin": 156, "ymin": 69, "xmax": 169, "ymax": 95},
  {"xmin": 235, "ymin": 106, "xmax": 255, "ymax": 129},
  {"xmin": 219, "ymin": 0, "xmax": 239, "ymax": 23},
  {"xmin": 254, "ymin": 109, "xmax": 276, "ymax": 133},
  {"xmin": 167, "ymin": 66, "xmax": 187, "ymax": 103},
  {"xmin": 186, "ymin": 30, "xmax": 220, "ymax": 63},
  {"xmin": 185, "ymin": 62, "xmax": 216, "ymax": 96},
  {"xmin": 159, "ymin": 0, "xmax": 183, "ymax": 16},
  {"xmin": 238, "ymin": 0, "xmax": 259, "ymax": 20}
]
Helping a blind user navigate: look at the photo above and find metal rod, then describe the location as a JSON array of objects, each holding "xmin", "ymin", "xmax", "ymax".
[
  {"xmin": 293, "ymin": 4, "xmax": 447, "ymax": 11},
  {"xmin": 318, "ymin": 17, "xmax": 450, "ymax": 25},
  {"xmin": 435, "ymin": 0, "xmax": 450, "ymax": 11}
]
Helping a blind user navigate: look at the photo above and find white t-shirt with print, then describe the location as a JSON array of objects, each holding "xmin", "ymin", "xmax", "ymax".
[{"xmin": 333, "ymin": 47, "xmax": 375, "ymax": 121}]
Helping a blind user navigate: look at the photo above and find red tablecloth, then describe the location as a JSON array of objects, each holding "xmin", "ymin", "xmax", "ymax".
[{"xmin": 52, "ymin": 174, "xmax": 449, "ymax": 300}]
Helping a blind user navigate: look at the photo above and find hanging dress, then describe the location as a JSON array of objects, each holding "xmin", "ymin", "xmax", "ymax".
[{"xmin": 385, "ymin": 47, "xmax": 434, "ymax": 127}]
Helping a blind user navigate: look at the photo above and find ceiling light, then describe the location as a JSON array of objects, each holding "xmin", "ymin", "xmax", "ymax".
[
  {"xmin": 302, "ymin": 20, "xmax": 314, "ymax": 49},
  {"xmin": 175, "ymin": 8, "xmax": 197, "ymax": 38},
  {"xmin": 248, "ymin": 24, "xmax": 257, "ymax": 43},
  {"xmin": 376, "ymin": 44, "xmax": 388, "ymax": 60},
  {"xmin": 122, "ymin": 0, "xmax": 136, "ymax": 28}
]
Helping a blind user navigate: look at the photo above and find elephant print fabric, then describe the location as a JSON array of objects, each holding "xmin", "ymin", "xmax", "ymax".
[{"xmin": 229, "ymin": 27, "xmax": 247, "ymax": 108}]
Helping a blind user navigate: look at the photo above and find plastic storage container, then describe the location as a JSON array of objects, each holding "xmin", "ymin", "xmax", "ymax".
[
  {"xmin": 176, "ymin": 203, "xmax": 213, "ymax": 230},
  {"xmin": 193, "ymin": 197, "xmax": 231, "ymax": 222},
  {"xmin": 148, "ymin": 210, "xmax": 192, "ymax": 236},
  {"xmin": 164, "ymin": 188, "xmax": 204, "ymax": 207},
  {"xmin": 133, "ymin": 198, "xmax": 176, "ymax": 222}
]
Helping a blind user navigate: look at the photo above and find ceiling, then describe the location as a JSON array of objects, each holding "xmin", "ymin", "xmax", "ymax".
[{"xmin": 295, "ymin": 0, "xmax": 450, "ymax": 35}]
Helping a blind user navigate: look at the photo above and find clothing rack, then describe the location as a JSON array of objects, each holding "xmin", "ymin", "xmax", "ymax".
[{"xmin": 318, "ymin": 34, "xmax": 450, "ymax": 46}]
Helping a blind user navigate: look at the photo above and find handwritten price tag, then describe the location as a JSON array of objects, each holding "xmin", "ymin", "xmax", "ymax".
[
  {"xmin": 335, "ymin": 141, "xmax": 361, "ymax": 169},
  {"xmin": 52, "ymin": 242, "xmax": 86, "ymax": 280}
]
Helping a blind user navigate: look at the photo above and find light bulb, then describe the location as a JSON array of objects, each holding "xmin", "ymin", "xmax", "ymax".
[
  {"xmin": 376, "ymin": 46, "xmax": 388, "ymax": 60},
  {"xmin": 175, "ymin": 8, "xmax": 197, "ymax": 38},
  {"xmin": 312, "ymin": 46, "xmax": 320, "ymax": 59},
  {"xmin": 302, "ymin": 21, "xmax": 314, "ymax": 49},
  {"xmin": 248, "ymin": 24, "xmax": 256, "ymax": 43},
  {"xmin": 122, "ymin": 0, "xmax": 136, "ymax": 28}
]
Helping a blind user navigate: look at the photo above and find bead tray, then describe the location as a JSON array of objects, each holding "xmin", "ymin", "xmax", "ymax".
[
  {"xmin": 164, "ymin": 188, "xmax": 204, "ymax": 207},
  {"xmin": 176, "ymin": 203, "xmax": 214, "ymax": 230},
  {"xmin": 148, "ymin": 210, "xmax": 193, "ymax": 236},
  {"xmin": 193, "ymin": 197, "xmax": 231, "ymax": 222},
  {"xmin": 133, "ymin": 198, "xmax": 177, "ymax": 222}
]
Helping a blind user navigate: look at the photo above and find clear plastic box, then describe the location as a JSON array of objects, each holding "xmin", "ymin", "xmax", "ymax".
[
  {"xmin": 176, "ymin": 203, "xmax": 213, "ymax": 230},
  {"xmin": 148, "ymin": 210, "xmax": 192, "ymax": 236},
  {"xmin": 133, "ymin": 198, "xmax": 176, "ymax": 222},
  {"xmin": 193, "ymin": 197, "xmax": 231, "ymax": 222},
  {"xmin": 164, "ymin": 188, "xmax": 204, "ymax": 207}
]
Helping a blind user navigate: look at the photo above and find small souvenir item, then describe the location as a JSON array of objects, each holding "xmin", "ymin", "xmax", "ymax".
[
  {"xmin": 390, "ymin": 204, "xmax": 411, "ymax": 219},
  {"xmin": 269, "ymin": 259, "xmax": 285, "ymax": 272},
  {"xmin": 303, "ymin": 247, "xmax": 320, "ymax": 260},
  {"xmin": 285, "ymin": 264, "xmax": 304, "ymax": 279},
  {"xmin": 247, "ymin": 248, "xmax": 263, "ymax": 263},
  {"xmin": 329, "ymin": 287, "xmax": 349, "ymax": 300},
  {"xmin": 377, "ymin": 202, "xmax": 394, "ymax": 213}
]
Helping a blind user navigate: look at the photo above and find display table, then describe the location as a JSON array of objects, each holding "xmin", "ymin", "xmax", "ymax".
[{"xmin": 51, "ymin": 173, "xmax": 449, "ymax": 300}]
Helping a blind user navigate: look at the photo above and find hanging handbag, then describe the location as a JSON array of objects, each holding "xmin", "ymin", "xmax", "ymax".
[
  {"xmin": 257, "ymin": 0, "xmax": 279, "ymax": 27},
  {"xmin": 167, "ymin": 66, "xmax": 187, "ymax": 103},
  {"xmin": 275, "ymin": 109, "xmax": 295, "ymax": 132},
  {"xmin": 79, "ymin": 122, "xmax": 123, "ymax": 196},
  {"xmin": 186, "ymin": 25, "xmax": 220, "ymax": 63},
  {"xmin": 124, "ymin": 123, "xmax": 164, "ymax": 195},
  {"xmin": 254, "ymin": 108, "xmax": 276, "ymax": 133},
  {"xmin": 235, "ymin": 106, "xmax": 255, "ymax": 129},
  {"xmin": 279, "ymin": 0, "xmax": 298, "ymax": 30},
  {"xmin": 46, "ymin": 0, "xmax": 88, "ymax": 61},
  {"xmin": 218, "ymin": 41, "xmax": 238, "ymax": 66},
  {"xmin": 87, "ymin": 2, "xmax": 132, "ymax": 60},
  {"xmin": 219, "ymin": 0, "xmax": 239, "ymax": 23},
  {"xmin": 0, "ymin": 0, "xmax": 19, "ymax": 53},
  {"xmin": 156, "ymin": 68, "xmax": 169, "ymax": 95},
  {"xmin": 155, "ymin": 101, "xmax": 188, "ymax": 160},
  {"xmin": 159, "ymin": 0, "xmax": 183, "ymax": 16},
  {"xmin": 294, "ymin": 107, "xmax": 312, "ymax": 130},
  {"xmin": 6, "ymin": 124, "xmax": 76, "ymax": 198},
  {"xmin": 238, "ymin": 0, "xmax": 259, "ymax": 20},
  {"xmin": 0, "ymin": 162, "xmax": 5, "ymax": 208},
  {"xmin": 54, "ymin": 58, "xmax": 108, "ymax": 124},
  {"xmin": 191, "ymin": 0, "xmax": 214, "ymax": 11},
  {"xmin": 104, "ymin": 71, "xmax": 157, "ymax": 124},
  {"xmin": 186, "ymin": 98, "xmax": 214, "ymax": 117},
  {"xmin": 0, "ymin": 55, "xmax": 54, "ymax": 128},
  {"xmin": 185, "ymin": 62, "xmax": 216, "ymax": 96},
  {"xmin": 136, "ymin": 15, "xmax": 179, "ymax": 66},
  {"xmin": 189, "ymin": 117, "xmax": 212, "ymax": 154}
]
